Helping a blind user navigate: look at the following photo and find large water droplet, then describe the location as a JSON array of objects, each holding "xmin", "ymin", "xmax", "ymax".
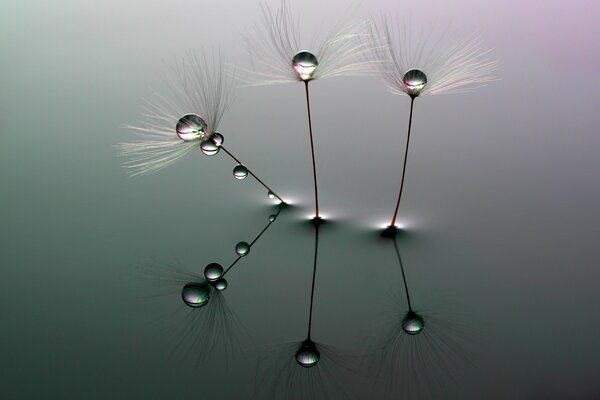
[
  {"xmin": 402, "ymin": 310, "xmax": 425, "ymax": 335},
  {"xmin": 403, "ymin": 69, "xmax": 428, "ymax": 97},
  {"xmin": 181, "ymin": 282, "xmax": 211, "ymax": 308},
  {"xmin": 214, "ymin": 278, "xmax": 228, "ymax": 291},
  {"xmin": 176, "ymin": 114, "xmax": 208, "ymax": 141},
  {"xmin": 204, "ymin": 263, "xmax": 223, "ymax": 282},
  {"xmin": 233, "ymin": 165, "xmax": 248, "ymax": 180},
  {"xmin": 295, "ymin": 339, "xmax": 320, "ymax": 367},
  {"xmin": 235, "ymin": 241, "xmax": 250, "ymax": 256},
  {"xmin": 292, "ymin": 51, "xmax": 319, "ymax": 81}
]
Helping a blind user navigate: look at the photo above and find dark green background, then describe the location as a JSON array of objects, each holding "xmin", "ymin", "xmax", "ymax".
[{"xmin": 2, "ymin": 0, "xmax": 600, "ymax": 398}]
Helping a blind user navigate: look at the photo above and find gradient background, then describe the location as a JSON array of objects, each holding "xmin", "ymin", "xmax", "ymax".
[{"xmin": 2, "ymin": 0, "xmax": 600, "ymax": 398}]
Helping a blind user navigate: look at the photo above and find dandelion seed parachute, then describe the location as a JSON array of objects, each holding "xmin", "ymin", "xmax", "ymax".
[
  {"xmin": 117, "ymin": 52, "xmax": 233, "ymax": 176},
  {"xmin": 364, "ymin": 17, "xmax": 498, "ymax": 228}
]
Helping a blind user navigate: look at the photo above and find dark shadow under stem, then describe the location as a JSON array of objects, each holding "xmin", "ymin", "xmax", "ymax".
[
  {"xmin": 220, "ymin": 145, "xmax": 285, "ymax": 203},
  {"xmin": 222, "ymin": 203, "xmax": 284, "ymax": 277},
  {"xmin": 393, "ymin": 237, "xmax": 413, "ymax": 311},
  {"xmin": 390, "ymin": 97, "xmax": 416, "ymax": 227},
  {"xmin": 306, "ymin": 222, "xmax": 320, "ymax": 340},
  {"xmin": 304, "ymin": 81, "xmax": 320, "ymax": 219}
]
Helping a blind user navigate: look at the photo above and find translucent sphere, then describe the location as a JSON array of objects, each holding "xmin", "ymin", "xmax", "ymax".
[
  {"xmin": 233, "ymin": 165, "xmax": 248, "ymax": 180},
  {"xmin": 176, "ymin": 114, "xmax": 208, "ymax": 141},
  {"xmin": 268, "ymin": 191, "xmax": 276, "ymax": 199},
  {"xmin": 402, "ymin": 311, "xmax": 425, "ymax": 335},
  {"xmin": 403, "ymin": 69, "xmax": 428, "ymax": 97},
  {"xmin": 292, "ymin": 51, "xmax": 319, "ymax": 81},
  {"xmin": 211, "ymin": 132, "xmax": 224, "ymax": 146},
  {"xmin": 200, "ymin": 140, "xmax": 220, "ymax": 156},
  {"xmin": 181, "ymin": 282, "xmax": 211, "ymax": 308},
  {"xmin": 204, "ymin": 263, "xmax": 224, "ymax": 282},
  {"xmin": 269, "ymin": 214, "xmax": 277, "ymax": 222},
  {"xmin": 235, "ymin": 241, "xmax": 250, "ymax": 256},
  {"xmin": 295, "ymin": 339, "xmax": 320, "ymax": 368},
  {"xmin": 214, "ymin": 278, "xmax": 228, "ymax": 291}
]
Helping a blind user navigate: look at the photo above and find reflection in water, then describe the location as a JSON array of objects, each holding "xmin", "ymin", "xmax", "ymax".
[
  {"xmin": 371, "ymin": 235, "xmax": 476, "ymax": 398},
  {"xmin": 254, "ymin": 220, "xmax": 363, "ymax": 399},
  {"xmin": 138, "ymin": 204, "xmax": 284, "ymax": 365}
]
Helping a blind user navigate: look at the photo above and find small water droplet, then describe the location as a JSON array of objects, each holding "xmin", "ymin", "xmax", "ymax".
[
  {"xmin": 403, "ymin": 69, "xmax": 428, "ymax": 97},
  {"xmin": 211, "ymin": 132, "xmax": 224, "ymax": 146},
  {"xmin": 268, "ymin": 191, "xmax": 276, "ymax": 199},
  {"xmin": 200, "ymin": 140, "xmax": 220, "ymax": 156},
  {"xmin": 204, "ymin": 263, "xmax": 223, "ymax": 282},
  {"xmin": 233, "ymin": 164, "xmax": 248, "ymax": 180},
  {"xmin": 181, "ymin": 282, "xmax": 211, "ymax": 308},
  {"xmin": 235, "ymin": 241, "xmax": 250, "ymax": 256},
  {"xmin": 292, "ymin": 51, "xmax": 318, "ymax": 81},
  {"xmin": 269, "ymin": 214, "xmax": 277, "ymax": 222},
  {"xmin": 176, "ymin": 114, "xmax": 208, "ymax": 141},
  {"xmin": 402, "ymin": 311, "xmax": 425, "ymax": 335},
  {"xmin": 214, "ymin": 278, "xmax": 228, "ymax": 291},
  {"xmin": 295, "ymin": 339, "xmax": 320, "ymax": 367}
]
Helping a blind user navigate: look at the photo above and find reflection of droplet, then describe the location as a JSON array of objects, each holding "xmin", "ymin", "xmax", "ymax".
[
  {"xmin": 402, "ymin": 310, "xmax": 425, "ymax": 335},
  {"xmin": 214, "ymin": 278, "xmax": 227, "ymax": 291},
  {"xmin": 176, "ymin": 114, "xmax": 208, "ymax": 141},
  {"xmin": 233, "ymin": 165, "xmax": 248, "ymax": 180},
  {"xmin": 181, "ymin": 282, "xmax": 211, "ymax": 308},
  {"xmin": 200, "ymin": 140, "xmax": 220, "ymax": 156},
  {"xmin": 295, "ymin": 339, "xmax": 320, "ymax": 367},
  {"xmin": 235, "ymin": 241, "xmax": 250, "ymax": 256},
  {"xmin": 204, "ymin": 263, "xmax": 223, "ymax": 282},
  {"xmin": 268, "ymin": 191, "xmax": 276, "ymax": 199},
  {"xmin": 292, "ymin": 51, "xmax": 319, "ymax": 81},
  {"xmin": 403, "ymin": 69, "xmax": 428, "ymax": 97},
  {"xmin": 269, "ymin": 214, "xmax": 277, "ymax": 222}
]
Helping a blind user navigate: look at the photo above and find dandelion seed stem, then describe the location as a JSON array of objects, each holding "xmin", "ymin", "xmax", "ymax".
[
  {"xmin": 393, "ymin": 237, "xmax": 413, "ymax": 311},
  {"xmin": 222, "ymin": 203, "xmax": 284, "ymax": 277},
  {"xmin": 220, "ymin": 145, "xmax": 284, "ymax": 203},
  {"xmin": 390, "ymin": 97, "xmax": 415, "ymax": 228},
  {"xmin": 306, "ymin": 222, "xmax": 320, "ymax": 340},
  {"xmin": 304, "ymin": 81, "xmax": 320, "ymax": 219}
]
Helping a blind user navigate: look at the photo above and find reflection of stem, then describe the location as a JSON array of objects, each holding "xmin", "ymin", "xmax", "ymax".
[
  {"xmin": 392, "ymin": 238, "xmax": 413, "ymax": 311},
  {"xmin": 220, "ymin": 145, "xmax": 284, "ymax": 203},
  {"xmin": 222, "ymin": 204, "xmax": 284, "ymax": 277},
  {"xmin": 304, "ymin": 81, "xmax": 319, "ymax": 219},
  {"xmin": 390, "ymin": 97, "xmax": 415, "ymax": 227},
  {"xmin": 306, "ymin": 223, "xmax": 320, "ymax": 340}
]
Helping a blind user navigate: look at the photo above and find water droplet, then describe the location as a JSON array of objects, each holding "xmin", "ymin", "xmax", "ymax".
[
  {"xmin": 181, "ymin": 282, "xmax": 211, "ymax": 308},
  {"xmin": 211, "ymin": 132, "xmax": 224, "ymax": 146},
  {"xmin": 295, "ymin": 339, "xmax": 320, "ymax": 367},
  {"xmin": 176, "ymin": 114, "xmax": 208, "ymax": 141},
  {"xmin": 233, "ymin": 164, "xmax": 248, "ymax": 180},
  {"xmin": 204, "ymin": 263, "xmax": 223, "ymax": 282},
  {"xmin": 200, "ymin": 140, "xmax": 220, "ymax": 156},
  {"xmin": 269, "ymin": 214, "xmax": 277, "ymax": 222},
  {"xmin": 268, "ymin": 191, "xmax": 276, "ymax": 199},
  {"xmin": 403, "ymin": 69, "xmax": 428, "ymax": 97},
  {"xmin": 292, "ymin": 51, "xmax": 318, "ymax": 81},
  {"xmin": 235, "ymin": 241, "xmax": 250, "ymax": 256},
  {"xmin": 402, "ymin": 311, "xmax": 425, "ymax": 335},
  {"xmin": 214, "ymin": 278, "xmax": 228, "ymax": 291}
]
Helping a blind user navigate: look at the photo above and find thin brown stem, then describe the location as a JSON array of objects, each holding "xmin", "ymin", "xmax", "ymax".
[
  {"xmin": 390, "ymin": 97, "xmax": 415, "ymax": 227},
  {"xmin": 304, "ymin": 81, "xmax": 319, "ymax": 219}
]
